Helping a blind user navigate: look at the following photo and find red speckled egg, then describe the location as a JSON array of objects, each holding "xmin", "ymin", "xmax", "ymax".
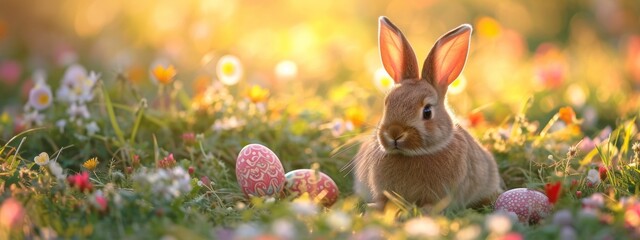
[
  {"xmin": 494, "ymin": 188, "xmax": 552, "ymax": 224},
  {"xmin": 236, "ymin": 144, "xmax": 285, "ymax": 197},
  {"xmin": 285, "ymin": 169, "xmax": 339, "ymax": 207}
]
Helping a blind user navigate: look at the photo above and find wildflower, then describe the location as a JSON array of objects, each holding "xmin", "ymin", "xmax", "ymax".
[
  {"xmin": 582, "ymin": 193, "xmax": 604, "ymax": 210},
  {"xmin": 476, "ymin": 16, "xmax": 501, "ymax": 38},
  {"xmin": 57, "ymin": 64, "xmax": 99, "ymax": 103},
  {"xmin": 598, "ymin": 165, "xmax": 608, "ymax": 181},
  {"xmin": 56, "ymin": 119, "xmax": 66, "ymax": 133},
  {"xmin": 275, "ymin": 60, "xmax": 298, "ymax": 81},
  {"xmin": 404, "ymin": 217, "xmax": 439, "ymax": 238},
  {"xmin": 373, "ymin": 67, "xmax": 394, "ymax": 92},
  {"xmin": 625, "ymin": 202, "xmax": 640, "ymax": 233},
  {"xmin": 544, "ymin": 181, "xmax": 562, "ymax": 204},
  {"xmin": 0, "ymin": 60, "xmax": 21, "ymax": 86},
  {"xmin": 576, "ymin": 191, "xmax": 582, "ymax": 198},
  {"xmin": 448, "ymin": 74, "xmax": 467, "ymax": 95},
  {"xmin": 34, "ymin": 152, "xmax": 50, "ymax": 166},
  {"xmin": 132, "ymin": 155, "xmax": 140, "ymax": 167},
  {"xmin": 68, "ymin": 171, "xmax": 93, "ymax": 192},
  {"xmin": 567, "ymin": 145, "xmax": 577, "ymax": 158},
  {"xmin": 468, "ymin": 111, "xmax": 485, "ymax": 127},
  {"xmin": 290, "ymin": 195, "xmax": 319, "ymax": 216},
  {"xmin": 560, "ymin": 227, "xmax": 577, "ymax": 240},
  {"xmin": 216, "ymin": 55, "xmax": 242, "ymax": 86},
  {"xmin": 48, "ymin": 161, "xmax": 66, "ymax": 180},
  {"xmin": 586, "ymin": 169, "xmax": 601, "ymax": 187},
  {"xmin": 22, "ymin": 109, "xmax": 45, "ymax": 127},
  {"xmin": 486, "ymin": 212, "xmax": 512, "ymax": 235},
  {"xmin": 272, "ymin": 219, "xmax": 296, "ymax": 240},
  {"xmin": 157, "ymin": 153, "xmax": 176, "ymax": 168},
  {"xmin": 188, "ymin": 166, "xmax": 194, "ymax": 175},
  {"xmin": 558, "ymin": 106, "xmax": 576, "ymax": 125},
  {"xmin": 151, "ymin": 64, "xmax": 176, "ymax": 85},
  {"xmin": 67, "ymin": 102, "xmax": 90, "ymax": 121},
  {"xmin": 181, "ymin": 132, "xmax": 196, "ymax": 144},
  {"xmin": 0, "ymin": 198, "xmax": 25, "ymax": 230},
  {"xmin": 246, "ymin": 85, "xmax": 269, "ymax": 103},
  {"xmin": 133, "ymin": 166, "xmax": 192, "ymax": 201},
  {"xmin": 91, "ymin": 190, "xmax": 108, "ymax": 213},
  {"xmin": 326, "ymin": 210, "xmax": 352, "ymax": 231},
  {"xmin": 345, "ymin": 106, "xmax": 365, "ymax": 128},
  {"xmin": 212, "ymin": 117, "xmax": 244, "ymax": 130},
  {"xmin": 28, "ymin": 83, "xmax": 53, "ymax": 111},
  {"xmin": 85, "ymin": 121, "xmax": 100, "ymax": 135},
  {"xmin": 83, "ymin": 157, "xmax": 99, "ymax": 171}
]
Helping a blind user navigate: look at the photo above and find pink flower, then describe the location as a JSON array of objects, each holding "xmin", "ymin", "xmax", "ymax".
[
  {"xmin": 182, "ymin": 132, "xmax": 196, "ymax": 144},
  {"xmin": 0, "ymin": 60, "xmax": 21, "ymax": 86},
  {"xmin": 0, "ymin": 198, "xmax": 25, "ymax": 230},
  {"xmin": 68, "ymin": 171, "xmax": 93, "ymax": 192}
]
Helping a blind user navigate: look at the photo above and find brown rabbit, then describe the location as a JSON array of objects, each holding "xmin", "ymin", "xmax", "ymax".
[{"xmin": 353, "ymin": 16, "xmax": 502, "ymax": 210}]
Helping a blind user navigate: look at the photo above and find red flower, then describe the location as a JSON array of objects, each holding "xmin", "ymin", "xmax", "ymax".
[
  {"xmin": 94, "ymin": 195, "xmax": 108, "ymax": 213},
  {"xmin": 68, "ymin": 171, "xmax": 93, "ymax": 192},
  {"xmin": 576, "ymin": 191, "xmax": 582, "ymax": 198},
  {"xmin": 188, "ymin": 166, "xmax": 195, "ymax": 175},
  {"xmin": 468, "ymin": 111, "xmax": 485, "ymax": 127},
  {"xmin": 544, "ymin": 181, "xmax": 562, "ymax": 204},
  {"xmin": 598, "ymin": 165, "xmax": 608, "ymax": 181}
]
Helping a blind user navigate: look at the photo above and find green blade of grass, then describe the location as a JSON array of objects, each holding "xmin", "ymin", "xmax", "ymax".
[
  {"xmin": 102, "ymin": 84, "xmax": 126, "ymax": 145},
  {"xmin": 129, "ymin": 99, "xmax": 147, "ymax": 145}
]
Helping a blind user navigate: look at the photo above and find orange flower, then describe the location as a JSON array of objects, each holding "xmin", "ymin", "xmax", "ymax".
[
  {"xmin": 345, "ymin": 107, "xmax": 366, "ymax": 128},
  {"xmin": 468, "ymin": 111, "xmax": 485, "ymax": 127},
  {"xmin": 151, "ymin": 64, "xmax": 176, "ymax": 85},
  {"xmin": 476, "ymin": 16, "xmax": 501, "ymax": 38},
  {"xmin": 558, "ymin": 106, "xmax": 576, "ymax": 125},
  {"xmin": 247, "ymin": 85, "xmax": 270, "ymax": 103}
]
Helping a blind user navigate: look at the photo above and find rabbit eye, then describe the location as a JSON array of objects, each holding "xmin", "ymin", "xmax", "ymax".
[{"xmin": 422, "ymin": 105, "xmax": 433, "ymax": 120}]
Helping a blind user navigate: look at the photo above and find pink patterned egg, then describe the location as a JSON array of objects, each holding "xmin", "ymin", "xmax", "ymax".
[
  {"xmin": 285, "ymin": 169, "xmax": 339, "ymax": 207},
  {"xmin": 235, "ymin": 144, "xmax": 285, "ymax": 197},
  {"xmin": 494, "ymin": 188, "xmax": 552, "ymax": 224}
]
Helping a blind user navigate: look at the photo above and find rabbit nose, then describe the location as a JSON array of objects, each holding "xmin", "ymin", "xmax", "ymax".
[{"xmin": 384, "ymin": 125, "xmax": 407, "ymax": 147}]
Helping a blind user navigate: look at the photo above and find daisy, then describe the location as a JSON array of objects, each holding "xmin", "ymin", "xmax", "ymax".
[
  {"xmin": 246, "ymin": 85, "xmax": 269, "ymax": 103},
  {"xmin": 28, "ymin": 84, "xmax": 53, "ymax": 111},
  {"xmin": 373, "ymin": 67, "xmax": 394, "ymax": 93},
  {"xmin": 216, "ymin": 55, "xmax": 242, "ymax": 86},
  {"xmin": 83, "ymin": 157, "xmax": 99, "ymax": 171}
]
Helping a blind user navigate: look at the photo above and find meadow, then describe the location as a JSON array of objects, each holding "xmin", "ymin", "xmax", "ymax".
[{"xmin": 1, "ymin": 0, "xmax": 640, "ymax": 239}]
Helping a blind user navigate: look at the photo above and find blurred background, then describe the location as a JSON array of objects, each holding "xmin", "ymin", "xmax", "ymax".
[{"xmin": 1, "ymin": 0, "xmax": 640, "ymax": 132}]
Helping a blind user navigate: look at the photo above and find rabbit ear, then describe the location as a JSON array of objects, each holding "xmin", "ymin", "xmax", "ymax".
[
  {"xmin": 422, "ymin": 24, "xmax": 472, "ymax": 90},
  {"xmin": 379, "ymin": 16, "xmax": 419, "ymax": 83}
]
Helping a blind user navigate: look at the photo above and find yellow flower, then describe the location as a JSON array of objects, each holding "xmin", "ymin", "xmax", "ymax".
[
  {"xmin": 83, "ymin": 157, "xmax": 99, "ymax": 171},
  {"xmin": 558, "ymin": 106, "xmax": 576, "ymax": 125},
  {"xmin": 151, "ymin": 65, "xmax": 176, "ymax": 85},
  {"xmin": 345, "ymin": 106, "xmax": 366, "ymax": 128},
  {"xmin": 247, "ymin": 85, "xmax": 270, "ymax": 103},
  {"xmin": 34, "ymin": 152, "xmax": 49, "ymax": 166},
  {"xmin": 476, "ymin": 16, "xmax": 501, "ymax": 38}
]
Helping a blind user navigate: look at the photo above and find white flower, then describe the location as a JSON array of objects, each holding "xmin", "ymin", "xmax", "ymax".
[
  {"xmin": 272, "ymin": 219, "xmax": 296, "ymax": 240},
  {"xmin": 67, "ymin": 103, "xmax": 90, "ymax": 121},
  {"xmin": 47, "ymin": 161, "xmax": 66, "ymax": 180},
  {"xmin": 326, "ymin": 211, "xmax": 352, "ymax": 231},
  {"xmin": 373, "ymin": 68, "xmax": 395, "ymax": 93},
  {"xmin": 404, "ymin": 217, "xmax": 440, "ymax": 238},
  {"xmin": 133, "ymin": 166, "xmax": 192, "ymax": 201},
  {"xmin": 34, "ymin": 152, "xmax": 50, "ymax": 166},
  {"xmin": 56, "ymin": 119, "xmax": 66, "ymax": 133},
  {"xmin": 22, "ymin": 109, "xmax": 45, "ymax": 127},
  {"xmin": 216, "ymin": 55, "xmax": 242, "ymax": 86},
  {"xmin": 486, "ymin": 212, "xmax": 513, "ymax": 235},
  {"xmin": 28, "ymin": 83, "xmax": 53, "ymax": 111},
  {"xmin": 586, "ymin": 169, "xmax": 601, "ymax": 186},
  {"xmin": 290, "ymin": 198, "xmax": 318, "ymax": 216},
  {"xmin": 212, "ymin": 117, "xmax": 244, "ymax": 130},
  {"xmin": 56, "ymin": 64, "xmax": 99, "ymax": 103},
  {"xmin": 85, "ymin": 121, "xmax": 100, "ymax": 135}
]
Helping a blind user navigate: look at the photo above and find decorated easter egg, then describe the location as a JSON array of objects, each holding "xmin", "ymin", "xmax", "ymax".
[
  {"xmin": 285, "ymin": 169, "xmax": 339, "ymax": 207},
  {"xmin": 235, "ymin": 144, "xmax": 286, "ymax": 197},
  {"xmin": 494, "ymin": 188, "xmax": 552, "ymax": 224}
]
